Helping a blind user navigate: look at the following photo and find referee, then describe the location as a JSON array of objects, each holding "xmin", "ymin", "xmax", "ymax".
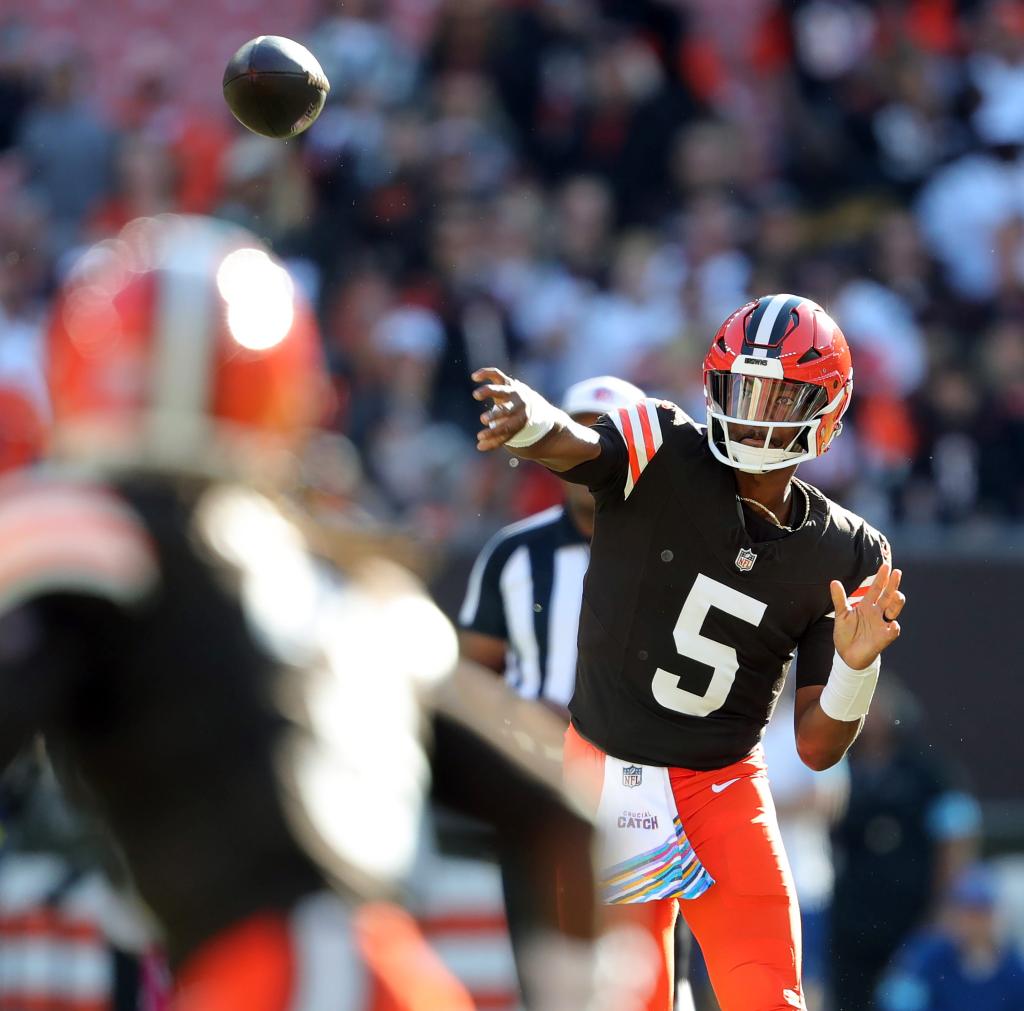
[{"xmin": 459, "ymin": 376, "xmax": 696, "ymax": 1011}]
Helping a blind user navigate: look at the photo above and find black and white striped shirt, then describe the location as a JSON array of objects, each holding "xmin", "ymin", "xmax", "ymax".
[{"xmin": 459, "ymin": 506, "xmax": 589, "ymax": 706}]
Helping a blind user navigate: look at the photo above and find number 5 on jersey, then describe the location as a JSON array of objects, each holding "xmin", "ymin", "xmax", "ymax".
[{"xmin": 652, "ymin": 574, "xmax": 767, "ymax": 717}]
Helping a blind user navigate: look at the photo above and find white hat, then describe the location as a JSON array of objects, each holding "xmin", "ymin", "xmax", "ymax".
[{"xmin": 560, "ymin": 375, "xmax": 645, "ymax": 417}]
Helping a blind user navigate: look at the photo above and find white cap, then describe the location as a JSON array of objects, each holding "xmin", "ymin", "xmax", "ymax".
[{"xmin": 560, "ymin": 375, "xmax": 646, "ymax": 418}]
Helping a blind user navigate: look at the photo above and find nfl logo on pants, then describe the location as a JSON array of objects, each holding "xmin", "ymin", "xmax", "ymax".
[
  {"xmin": 735, "ymin": 547, "xmax": 757, "ymax": 572},
  {"xmin": 622, "ymin": 766, "xmax": 643, "ymax": 788}
]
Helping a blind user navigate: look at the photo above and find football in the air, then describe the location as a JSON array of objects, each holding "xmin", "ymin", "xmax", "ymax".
[{"xmin": 223, "ymin": 36, "xmax": 330, "ymax": 139}]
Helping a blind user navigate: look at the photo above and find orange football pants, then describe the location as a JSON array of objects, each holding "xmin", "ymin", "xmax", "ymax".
[
  {"xmin": 172, "ymin": 900, "xmax": 474, "ymax": 1011},
  {"xmin": 564, "ymin": 725, "xmax": 804, "ymax": 1011}
]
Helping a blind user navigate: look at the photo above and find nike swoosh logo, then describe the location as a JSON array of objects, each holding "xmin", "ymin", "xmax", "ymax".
[{"xmin": 711, "ymin": 777, "xmax": 741, "ymax": 794}]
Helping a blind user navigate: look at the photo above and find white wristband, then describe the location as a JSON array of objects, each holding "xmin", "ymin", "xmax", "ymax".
[
  {"xmin": 818, "ymin": 651, "xmax": 881, "ymax": 722},
  {"xmin": 504, "ymin": 385, "xmax": 559, "ymax": 448}
]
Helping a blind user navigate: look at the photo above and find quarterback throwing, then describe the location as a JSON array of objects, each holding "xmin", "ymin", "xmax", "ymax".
[{"xmin": 472, "ymin": 294, "xmax": 906, "ymax": 1011}]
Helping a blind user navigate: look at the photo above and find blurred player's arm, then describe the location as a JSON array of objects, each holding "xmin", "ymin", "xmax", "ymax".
[
  {"xmin": 0, "ymin": 607, "xmax": 72, "ymax": 772},
  {"xmin": 472, "ymin": 368, "xmax": 601, "ymax": 472},
  {"xmin": 431, "ymin": 660, "xmax": 597, "ymax": 945},
  {"xmin": 458, "ymin": 630, "xmax": 506, "ymax": 673},
  {"xmin": 0, "ymin": 481, "xmax": 158, "ymax": 772},
  {"xmin": 794, "ymin": 562, "xmax": 905, "ymax": 771}
]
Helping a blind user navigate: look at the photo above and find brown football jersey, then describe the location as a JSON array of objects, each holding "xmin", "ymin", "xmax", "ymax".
[{"xmin": 562, "ymin": 400, "xmax": 889, "ymax": 770}]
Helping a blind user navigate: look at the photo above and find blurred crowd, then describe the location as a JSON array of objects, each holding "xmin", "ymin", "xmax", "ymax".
[
  {"xmin": 2, "ymin": 5, "xmax": 1024, "ymax": 1010},
  {"xmin": 3, "ymin": 0, "xmax": 1024, "ymax": 540}
]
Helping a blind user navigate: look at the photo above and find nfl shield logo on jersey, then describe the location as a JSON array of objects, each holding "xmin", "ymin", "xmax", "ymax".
[
  {"xmin": 622, "ymin": 765, "xmax": 643, "ymax": 788},
  {"xmin": 735, "ymin": 547, "xmax": 757, "ymax": 572}
]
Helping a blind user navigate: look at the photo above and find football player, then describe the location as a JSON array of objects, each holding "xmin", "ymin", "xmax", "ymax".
[
  {"xmin": 472, "ymin": 293, "xmax": 907, "ymax": 1011},
  {"xmin": 0, "ymin": 214, "xmax": 598, "ymax": 1011},
  {"xmin": 460, "ymin": 375, "xmax": 697, "ymax": 1010}
]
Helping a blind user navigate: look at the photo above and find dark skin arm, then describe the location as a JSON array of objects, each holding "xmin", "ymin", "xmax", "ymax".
[
  {"xmin": 794, "ymin": 563, "xmax": 906, "ymax": 770},
  {"xmin": 472, "ymin": 367, "xmax": 600, "ymax": 472},
  {"xmin": 458, "ymin": 629, "xmax": 506, "ymax": 675},
  {"xmin": 794, "ymin": 686, "xmax": 860, "ymax": 772}
]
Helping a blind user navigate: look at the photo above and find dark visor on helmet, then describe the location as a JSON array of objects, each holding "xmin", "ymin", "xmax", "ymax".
[{"xmin": 707, "ymin": 372, "xmax": 829, "ymax": 425}]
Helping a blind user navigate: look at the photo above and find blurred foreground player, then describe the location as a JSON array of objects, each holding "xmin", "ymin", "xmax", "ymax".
[
  {"xmin": 472, "ymin": 294, "xmax": 909, "ymax": 1011},
  {"xmin": 0, "ymin": 215, "xmax": 596, "ymax": 1011}
]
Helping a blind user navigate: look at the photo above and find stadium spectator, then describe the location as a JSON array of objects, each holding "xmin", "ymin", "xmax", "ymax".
[
  {"xmin": 560, "ymin": 232, "xmax": 682, "ymax": 388},
  {"xmin": 0, "ymin": 19, "xmax": 35, "ymax": 153},
  {"xmin": 876, "ymin": 863, "xmax": 1024, "ymax": 1011},
  {"xmin": 0, "ymin": 196, "xmax": 50, "ymax": 424},
  {"xmin": 14, "ymin": 45, "xmax": 114, "ymax": 253},
  {"xmin": 115, "ymin": 41, "xmax": 231, "ymax": 217},
  {"xmin": 307, "ymin": 0, "xmax": 419, "ymax": 109},
  {"xmin": 88, "ymin": 134, "xmax": 179, "ymax": 238},
  {"xmin": 830, "ymin": 679, "xmax": 982, "ymax": 1011},
  {"xmin": 7, "ymin": 0, "xmax": 1024, "ymax": 529}
]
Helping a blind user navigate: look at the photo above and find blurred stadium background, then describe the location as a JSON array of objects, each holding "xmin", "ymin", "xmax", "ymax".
[{"xmin": 0, "ymin": 0, "xmax": 1022, "ymax": 1009}]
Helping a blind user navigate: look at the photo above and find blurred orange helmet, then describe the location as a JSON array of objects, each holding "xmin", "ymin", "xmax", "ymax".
[
  {"xmin": 47, "ymin": 214, "xmax": 326, "ymax": 473},
  {"xmin": 0, "ymin": 384, "xmax": 46, "ymax": 475}
]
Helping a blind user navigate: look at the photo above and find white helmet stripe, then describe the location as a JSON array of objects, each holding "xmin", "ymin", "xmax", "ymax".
[
  {"xmin": 752, "ymin": 293, "xmax": 798, "ymax": 347},
  {"xmin": 149, "ymin": 219, "xmax": 222, "ymax": 450}
]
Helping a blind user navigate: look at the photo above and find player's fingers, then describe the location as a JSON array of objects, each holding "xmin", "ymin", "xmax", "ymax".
[
  {"xmin": 476, "ymin": 427, "xmax": 519, "ymax": 451},
  {"xmin": 482, "ymin": 412, "xmax": 524, "ymax": 435},
  {"xmin": 862, "ymin": 562, "xmax": 891, "ymax": 607},
  {"xmin": 481, "ymin": 411, "xmax": 525, "ymax": 435},
  {"xmin": 878, "ymin": 567, "xmax": 903, "ymax": 615},
  {"xmin": 829, "ymin": 580, "xmax": 850, "ymax": 618},
  {"xmin": 476, "ymin": 412, "xmax": 525, "ymax": 446},
  {"xmin": 882, "ymin": 566, "xmax": 902, "ymax": 599},
  {"xmin": 471, "ymin": 367, "xmax": 511, "ymax": 386},
  {"xmin": 886, "ymin": 619, "xmax": 901, "ymax": 640},
  {"xmin": 476, "ymin": 428, "xmax": 507, "ymax": 451},
  {"xmin": 480, "ymin": 400, "xmax": 524, "ymax": 423},
  {"xmin": 883, "ymin": 591, "xmax": 906, "ymax": 622},
  {"xmin": 877, "ymin": 566, "xmax": 899, "ymax": 607},
  {"xmin": 472, "ymin": 383, "xmax": 516, "ymax": 402}
]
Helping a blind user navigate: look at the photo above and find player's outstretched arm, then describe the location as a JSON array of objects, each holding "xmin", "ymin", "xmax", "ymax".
[
  {"xmin": 795, "ymin": 562, "xmax": 906, "ymax": 771},
  {"xmin": 472, "ymin": 367, "xmax": 601, "ymax": 472}
]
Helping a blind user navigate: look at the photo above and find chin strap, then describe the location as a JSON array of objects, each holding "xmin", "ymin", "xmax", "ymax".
[{"xmin": 706, "ymin": 410, "xmax": 819, "ymax": 474}]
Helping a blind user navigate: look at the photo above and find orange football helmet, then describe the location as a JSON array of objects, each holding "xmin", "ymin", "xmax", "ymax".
[
  {"xmin": 0, "ymin": 384, "xmax": 46, "ymax": 475},
  {"xmin": 47, "ymin": 214, "xmax": 326, "ymax": 472},
  {"xmin": 702, "ymin": 294, "xmax": 853, "ymax": 473}
]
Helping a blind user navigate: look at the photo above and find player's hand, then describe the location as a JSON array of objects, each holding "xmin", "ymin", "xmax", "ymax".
[
  {"xmin": 830, "ymin": 562, "xmax": 905, "ymax": 670},
  {"xmin": 472, "ymin": 367, "xmax": 528, "ymax": 451}
]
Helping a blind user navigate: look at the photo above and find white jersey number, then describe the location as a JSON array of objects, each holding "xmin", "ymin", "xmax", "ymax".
[{"xmin": 651, "ymin": 574, "xmax": 767, "ymax": 717}]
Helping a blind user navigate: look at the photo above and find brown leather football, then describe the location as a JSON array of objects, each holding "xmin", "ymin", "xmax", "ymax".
[{"xmin": 223, "ymin": 36, "xmax": 329, "ymax": 139}]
